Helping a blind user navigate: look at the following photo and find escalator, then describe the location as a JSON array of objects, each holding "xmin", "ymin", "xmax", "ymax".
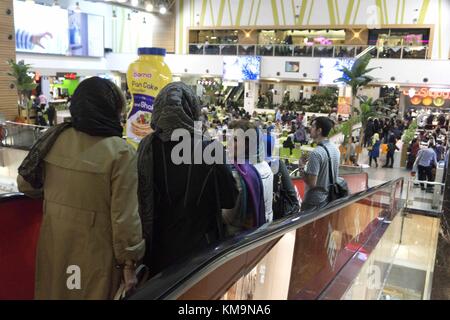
[
  {"xmin": 222, "ymin": 83, "xmax": 244, "ymax": 106},
  {"xmin": 0, "ymin": 174, "xmax": 440, "ymax": 300}
]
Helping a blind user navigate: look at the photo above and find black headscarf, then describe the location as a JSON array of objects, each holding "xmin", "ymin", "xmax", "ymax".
[
  {"xmin": 18, "ymin": 77, "xmax": 124, "ymax": 189},
  {"xmin": 137, "ymin": 82, "xmax": 202, "ymax": 241},
  {"xmin": 70, "ymin": 76, "xmax": 124, "ymax": 137}
]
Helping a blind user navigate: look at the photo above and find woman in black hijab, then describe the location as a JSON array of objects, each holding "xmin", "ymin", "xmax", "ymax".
[
  {"xmin": 17, "ymin": 77, "xmax": 145, "ymax": 299},
  {"xmin": 137, "ymin": 82, "xmax": 238, "ymax": 276}
]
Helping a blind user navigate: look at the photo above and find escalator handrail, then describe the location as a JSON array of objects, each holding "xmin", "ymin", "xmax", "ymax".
[
  {"xmin": 130, "ymin": 177, "xmax": 404, "ymax": 300},
  {"xmin": 0, "ymin": 192, "xmax": 27, "ymax": 202}
]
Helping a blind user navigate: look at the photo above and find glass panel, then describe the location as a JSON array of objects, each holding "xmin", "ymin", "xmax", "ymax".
[
  {"xmin": 293, "ymin": 45, "xmax": 313, "ymax": 57},
  {"xmin": 188, "ymin": 44, "xmax": 203, "ymax": 55},
  {"xmin": 402, "ymin": 46, "xmax": 427, "ymax": 59},
  {"xmin": 177, "ymin": 179, "xmax": 404, "ymax": 300},
  {"xmin": 238, "ymin": 45, "xmax": 256, "ymax": 56},
  {"xmin": 274, "ymin": 45, "xmax": 293, "ymax": 56},
  {"xmin": 220, "ymin": 45, "xmax": 238, "ymax": 55},
  {"xmin": 313, "ymin": 46, "xmax": 334, "ymax": 57},
  {"xmin": 335, "ymin": 46, "xmax": 355, "ymax": 58},
  {"xmin": 204, "ymin": 44, "xmax": 220, "ymax": 55},
  {"xmin": 257, "ymin": 45, "xmax": 274, "ymax": 56}
]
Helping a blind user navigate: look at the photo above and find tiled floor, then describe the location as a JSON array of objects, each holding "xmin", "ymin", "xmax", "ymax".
[{"xmin": 363, "ymin": 166, "xmax": 443, "ymax": 213}]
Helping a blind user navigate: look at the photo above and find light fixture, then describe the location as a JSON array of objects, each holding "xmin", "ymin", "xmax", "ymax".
[
  {"xmin": 74, "ymin": 2, "xmax": 81, "ymax": 13},
  {"xmin": 53, "ymin": 0, "xmax": 61, "ymax": 8},
  {"xmin": 145, "ymin": 2, "xmax": 154, "ymax": 12},
  {"xmin": 159, "ymin": 5, "xmax": 167, "ymax": 14},
  {"xmin": 112, "ymin": 10, "xmax": 117, "ymax": 19},
  {"xmin": 117, "ymin": 0, "xmax": 128, "ymax": 3},
  {"xmin": 128, "ymin": 13, "xmax": 131, "ymax": 20},
  {"xmin": 143, "ymin": 17, "xmax": 146, "ymax": 24},
  {"xmin": 131, "ymin": 0, "xmax": 139, "ymax": 6},
  {"xmin": 25, "ymin": 0, "xmax": 34, "ymax": 4}
]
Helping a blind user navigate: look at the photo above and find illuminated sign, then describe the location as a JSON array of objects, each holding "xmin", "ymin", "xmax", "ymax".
[
  {"xmin": 56, "ymin": 73, "xmax": 77, "ymax": 80},
  {"xmin": 402, "ymin": 88, "xmax": 450, "ymax": 100}
]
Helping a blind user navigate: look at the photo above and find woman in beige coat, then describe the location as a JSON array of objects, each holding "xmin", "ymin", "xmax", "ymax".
[{"xmin": 17, "ymin": 77, "xmax": 145, "ymax": 299}]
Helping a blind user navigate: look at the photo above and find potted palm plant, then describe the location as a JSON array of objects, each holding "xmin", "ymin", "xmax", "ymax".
[
  {"xmin": 334, "ymin": 52, "xmax": 380, "ymax": 116},
  {"xmin": 7, "ymin": 59, "xmax": 37, "ymax": 123}
]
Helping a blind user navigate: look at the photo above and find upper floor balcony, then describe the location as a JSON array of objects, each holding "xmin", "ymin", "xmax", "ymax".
[{"xmin": 188, "ymin": 44, "xmax": 429, "ymax": 60}]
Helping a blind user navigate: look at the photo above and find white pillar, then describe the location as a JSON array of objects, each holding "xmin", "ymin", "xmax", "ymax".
[
  {"xmin": 41, "ymin": 76, "xmax": 50, "ymax": 98},
  {"xmin": 303, "ymin": 85, "xmax": 313, "ymax": 99},
  {"xmin": 287, "ymin": 85, "xmax": 300, "ymax": 101},
  {"xmin": 244, "ymin": 81, "xmax": 258, "ymax": 113},
  {"xmin": 272, "ymin": 84, "xmax": 284, "ymax": 105}
]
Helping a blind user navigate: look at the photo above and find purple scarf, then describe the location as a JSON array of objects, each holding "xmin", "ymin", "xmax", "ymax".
[{"xmin": 233, "ymin": 163, "xmax": 266, "ymax": 227}]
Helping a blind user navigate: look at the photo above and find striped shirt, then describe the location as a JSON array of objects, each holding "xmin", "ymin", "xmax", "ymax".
[{"xmin": 16, "ymin": 29, "xmax": 34, "ymax": 50}]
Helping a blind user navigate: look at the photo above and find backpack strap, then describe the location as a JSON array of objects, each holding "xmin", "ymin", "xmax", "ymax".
[{"xmin": 318, "ymin": 143, "xmax": 334, "ymax": 185}]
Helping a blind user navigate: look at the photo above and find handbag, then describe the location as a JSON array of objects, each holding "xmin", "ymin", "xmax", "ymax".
[
  {"xmin": 272, "ymin": 160, "xmax": 300, "ymax": 219},
  {"xmin": 318, "ymin": 144, "xmax": 349, "ymax": 202}
]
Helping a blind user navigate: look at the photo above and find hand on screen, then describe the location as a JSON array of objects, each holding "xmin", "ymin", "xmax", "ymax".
[{"xmin": 31, "ymin": 32, "xmax": 53, "ymax": 49}]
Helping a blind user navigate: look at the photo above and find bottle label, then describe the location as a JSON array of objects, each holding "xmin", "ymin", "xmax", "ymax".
[{"xmin": 127, "ymin": 94, "xmax": 155, "ymax": 141}]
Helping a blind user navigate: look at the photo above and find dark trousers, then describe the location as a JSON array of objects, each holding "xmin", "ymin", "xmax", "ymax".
[
  {"xmin": 384, "ymin": 153, "xmax": 394, "ymax": 167},
  {"xmin": 369, "ymin": 156, "xmax": 378, "ymax": 167},
  {"xmin": 418, "ymin": 165, "xmax": 433, "ymax": 190}
]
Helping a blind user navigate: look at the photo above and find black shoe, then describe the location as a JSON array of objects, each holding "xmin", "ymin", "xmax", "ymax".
[{"xmin": 382, "ymin": 165, "xmax": 388, "ymax": 168}]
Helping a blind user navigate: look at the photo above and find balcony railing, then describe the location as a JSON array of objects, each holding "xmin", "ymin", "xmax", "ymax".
[{"xmin": 188, "ymin": 44, "xmax": 429, "ymax": 59}]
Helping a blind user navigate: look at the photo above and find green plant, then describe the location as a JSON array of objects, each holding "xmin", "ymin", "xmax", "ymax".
[
  {"xmin": 402, "ymin": 119, "xmax": 418, "ymax": 144},
  {"xmin": 7, "ymin": 59, "xmax": 37, "ymax": 121},
  {"xmin": 334, "ymin": 51, "xmax": 380, "ymax": 115}
]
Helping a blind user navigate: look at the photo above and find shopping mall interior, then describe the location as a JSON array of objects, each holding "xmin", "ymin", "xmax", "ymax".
[{"xmin": 0, "ymin": 0, "xmax": 450, "ymax": 301}]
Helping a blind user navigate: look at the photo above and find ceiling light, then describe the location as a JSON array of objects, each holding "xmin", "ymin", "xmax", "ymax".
[
  {"xmin": 131, "ymin": 0, "xmax": 139, "ymax": 6},
  {"xmin": 53, "ymin": 0, "xmax": 61, "ymax": 8},
  {"xmin": 159, "ymin": 5, "xmax": 167, "ymax": 14},
  {"xmin": 143, "ymin": 17, "xmax": 147, "ymax": 24},
  {"xmin": 145, "ymin": 2, "xmax": 154, "ymax": 11},
  {"xmin": 112, "ymin": 10, "xmax": 117, "ymax": 19},
  {"xmin": 117, "ymin": 0, "xmax": 128, "ymax": 3},
  {"xmin": 128, "ymin": 13, "xmax": 131, "ymax": 20},
  {"xmin": 25, "ymin": 0, "xmax": 34, "ymax": 4}
]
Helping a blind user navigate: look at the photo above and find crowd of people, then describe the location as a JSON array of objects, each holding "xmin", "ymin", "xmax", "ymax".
[{"xmin": 17, "ymin": 79, "xmax": 346, "ymax": 300}]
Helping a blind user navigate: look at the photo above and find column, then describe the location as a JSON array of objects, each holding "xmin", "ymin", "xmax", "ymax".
[
  {"xmin": 287, "ymin": 85, "xmax": 300, "ymax": 101},
  {"xmin": 272, "ymin": 84, "xmax": 284, "ymax": 106},
  {"xmin": 244, "ymin": 81, "xmax": 258, "ymax": 114},
  {"xmin": 0, "ymin": 0, "xmax": 17, "ymax": 120}
]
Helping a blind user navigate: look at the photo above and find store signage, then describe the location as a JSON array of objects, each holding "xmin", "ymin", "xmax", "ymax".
[
  {"xmin": 337, "ymin": 96, "xmax": 351, "ymax": 115},
  {"xmin": 402, "ymin": 88, "xmax": 450, "ymax": 100},
  {"xmin": 56, "ymin": 72, "xmax": 77, "ymax": 80}
]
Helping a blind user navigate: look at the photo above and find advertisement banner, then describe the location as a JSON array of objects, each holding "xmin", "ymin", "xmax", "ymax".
[{"xmin": 338, "ymin": 96, "xmax": 351, "ymax": 115}]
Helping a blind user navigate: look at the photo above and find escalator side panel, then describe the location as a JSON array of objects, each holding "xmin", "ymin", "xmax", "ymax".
[
  {"xmin": 0, "ymin": 195, "xmax": 43, "ymax": 300},
  {"xmin": 178, "ymin": 238, "xmax": 281, "ymax": 300}
]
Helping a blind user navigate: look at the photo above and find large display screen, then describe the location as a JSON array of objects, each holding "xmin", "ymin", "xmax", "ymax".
[
  {"xmin": 319, "ymin": 58, "xmax": 355, "ymax": 86},
  {"xmin": 14, "ymin": 1, "xmax": 69, "ymax": 55},
  {"xmin": 223, "ymin": 56, "xmax": 261, "ymax": 81},
  {"xmin": 14, "ymin": 1, "xmax": 104, "ymax": 57},
  {"xmin": 68, "ymin": 12, "xmax": 104, "ymax": 57}
]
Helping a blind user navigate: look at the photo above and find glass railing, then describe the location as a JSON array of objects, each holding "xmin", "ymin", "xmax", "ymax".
[
  {"xmin": 188, "ymin": 43, "xmax": 429, "ymax": 59},
  {"xmin": 0, "ymin": 121, "xmax": 48, "ymax": 150},
  {"xmin": 130, "ymin": 177, "xmax": 404, "ymax": 300}
]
